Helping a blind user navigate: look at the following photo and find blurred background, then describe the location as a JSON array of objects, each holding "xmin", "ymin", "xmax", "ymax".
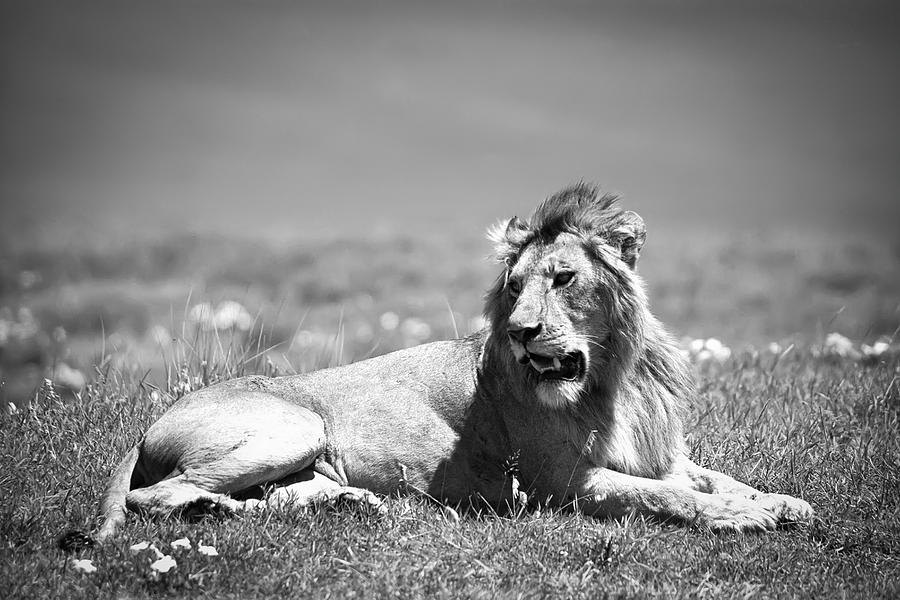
[{"xmin": 1, "ymin": 0, "xmax": 899, "ymax": 403}]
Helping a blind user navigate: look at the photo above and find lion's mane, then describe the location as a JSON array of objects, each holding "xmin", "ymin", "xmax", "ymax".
[{"xmin": 482, "ymin": 183, "xmax": 692, "ymax": 478}]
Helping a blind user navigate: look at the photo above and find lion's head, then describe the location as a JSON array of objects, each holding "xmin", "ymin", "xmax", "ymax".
[{"xmin": 484, "ymin": 183, "xmax": 654, "ymax": 409}]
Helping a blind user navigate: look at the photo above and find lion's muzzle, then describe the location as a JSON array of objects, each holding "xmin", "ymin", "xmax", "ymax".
[
  {"xmin": 509, "ymin": 334, "xmax": 586, "ymax": 382},
  {"xmin": 527, "ymin": 350, "xmax": 585, "ymax": 381}
]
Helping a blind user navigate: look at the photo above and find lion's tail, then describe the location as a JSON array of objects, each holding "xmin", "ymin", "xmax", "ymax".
[{"xmin": 57, "ymin": 445, "xmax": 141, "ymax": 552}]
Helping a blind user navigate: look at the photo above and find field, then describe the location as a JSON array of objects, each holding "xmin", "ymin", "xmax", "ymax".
[{"xmin": 1, "ymin": 227, "xmax": 899, "ymax": 598}]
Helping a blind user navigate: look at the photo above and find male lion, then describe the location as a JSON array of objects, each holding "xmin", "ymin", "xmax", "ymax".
[{"xmin": 78, "ymin": 183, "xmax": 813, "ymax": 545}]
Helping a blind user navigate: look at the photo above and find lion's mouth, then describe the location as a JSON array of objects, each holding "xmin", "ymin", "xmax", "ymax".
[{"xmin": 522, "ymin": 351, "xmax": 585, "ymax": 382}]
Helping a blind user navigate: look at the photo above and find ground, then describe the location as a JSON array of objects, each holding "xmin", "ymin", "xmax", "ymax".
[{"xmin": 0, "ymin": 226, "xmax": 898, "ymax": 598}]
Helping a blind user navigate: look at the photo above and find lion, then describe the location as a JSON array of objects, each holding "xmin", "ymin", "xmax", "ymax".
[{"xmin": 69, "ymin": 183, "xmax": 813, "ymax": 547}]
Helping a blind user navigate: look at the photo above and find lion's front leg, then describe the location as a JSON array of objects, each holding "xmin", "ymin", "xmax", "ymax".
[
  {"xmin": 576, "ymin": 467, "xmax": 778, "ymax": 532},
  {"xmin": 666, "ymin": 454, "xmax": 814, "ymax": 525}
]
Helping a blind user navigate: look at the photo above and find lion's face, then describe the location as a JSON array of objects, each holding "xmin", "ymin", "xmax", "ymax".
[
  {"xmin": 501, "ymin": 233, "xmax": 611, "ymax": 407},
  {"xmin": 485, "ymin": 185, "xmax": 647, "ymax": 409}
]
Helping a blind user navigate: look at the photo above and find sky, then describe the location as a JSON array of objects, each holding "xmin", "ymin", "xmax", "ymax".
[{"xmin": 1, "ymin": 0, "xmax": 899, "ymax": 244}]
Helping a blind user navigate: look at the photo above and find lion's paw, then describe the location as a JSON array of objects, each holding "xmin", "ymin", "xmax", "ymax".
[
  {"xmin": 756, "ymin": 493, "xmax": 814, "ymax": 525},
  {"xmin": 319, "ymin": 487, "xmax": 387, "ymax": 516},
  {"xmin": 698, "ymin": 495, "xmax": 777, "ymax": 533},
  {"xmin": 240, "ymin": 498, "xmax": 267, "ymax": 512},
  {"xmin": 182, "ymin": 494, "xmax": 241, "ymax": 520},
  {"xmin": 340, "ymin": 488, "xmax": 388, "ymax": 516}
]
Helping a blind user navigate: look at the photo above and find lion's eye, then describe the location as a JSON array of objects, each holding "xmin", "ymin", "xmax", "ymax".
[
  {"xmin": 507, "ymin": 278, "xmax": 522, "ymax": 298},
  {"xmin": 553, "ymin": 271, "xmax": 575, "ymax": 288}
]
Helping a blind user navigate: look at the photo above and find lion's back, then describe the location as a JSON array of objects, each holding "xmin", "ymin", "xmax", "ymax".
[{"xmin": 270, "ymin": 331, "xmax": 484, "ymax": 419}]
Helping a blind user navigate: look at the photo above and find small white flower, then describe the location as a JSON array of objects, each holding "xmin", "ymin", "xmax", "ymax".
[
  {"xmin": 704, "ymin": 338, "xmax": 724, "ymax": 354},
  {"xmin": 188, "ymin": 302, "xmax": 215, "ymax": 330},
  {"xmin": 170, "ymin": 537, "xmax": 191, "ymax": 550},
  {"xmin": 695, "ymin": 349, "xmax": 713, "ymax": 363},
  {"xmin": 400, "ymin": 317, "xmax": 431, "ymax": 341},
  {"xmin": 767, "ymin": 342, "xmax": 782, "ymax": 355},
  {"xmin": 52, "ymin": 362, "xmax": 86, "ymax": 391},
  {"xmin": 862, "ymin": 340, "xmax": 891, "ymax": 358},
  {"xmin": 684, "ymin": 338, "xmax": 733, "ymax": 364},
  {"xmin": 70, "ymin": 558, "xmax": 97, "ymax": 574},
  {"xmin": 824, "ymin": 332, "xmax": 855, "ymax": 357},
  {"xmin": 129, "ymin": 540, "xmax": 151, "ymax": 554},
  {"xmin": 873, "ymin": 340, "xmax": 891, "ymax": 354},
  {"xmin": 150, "ymin": 555, "xmax": 177, "ymax": 573},
  {"xmin": 710, "ymin": 344, "xmax": 732, "ymax": 363},
  {"xmin": 213, "ymin": 301, "xmax": 253, "ymax": 331},
  {"xmin": 379, "ymin": 311, "xmax": 400, "ymax": 331},
  {"xmin": 197, "ymin": 542, "xmax": 219, "ymax": 556}
]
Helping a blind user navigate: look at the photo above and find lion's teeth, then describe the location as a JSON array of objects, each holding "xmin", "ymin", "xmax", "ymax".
[
  {"xmin": 530, "ymin": 360, "xmax": 550, "ymax": 373},
  {"xmin": 530, "ymin": 356, "xmax": 563, "ymax": 373}
]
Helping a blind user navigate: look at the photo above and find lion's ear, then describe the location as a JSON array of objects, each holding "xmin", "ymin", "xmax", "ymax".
[
  {"xmin": 609, "ymin": 211, "xmax": 646, "ymax": 268},
  {"xmin": 487, "ymin": 216, "xmax": 530, "ymax": 263}
]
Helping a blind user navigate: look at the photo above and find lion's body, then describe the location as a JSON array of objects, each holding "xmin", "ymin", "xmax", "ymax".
[
  {"xmin": 136, "ymin": 337, "xmax": 483, "ymax": 505},
  {"xmin": 86, "ymin": 183, "xmax": 813, "ymax": 544},
  {"xmin": 109, "ymin": 326, "xmax": 686, "ymax": 520}
]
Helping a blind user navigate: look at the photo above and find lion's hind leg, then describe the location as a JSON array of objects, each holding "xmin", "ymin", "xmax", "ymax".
[
  {"xmin": 125, "ymin": 470, "xmax": 385, "ymax": 521},
  {"xmin": 125, "ymin": 475, "xmax": 245, "ymax": 518},
  {"xmin": 129, "ymin": 394, "xmax": 332, "ymax": 521}
]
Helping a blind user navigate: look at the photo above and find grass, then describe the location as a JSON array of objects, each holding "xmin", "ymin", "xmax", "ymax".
[
  {"xmin": 1, "ymin": 228, "xmax": 899, "ymax": 598},
  {"xmin": 1, "ymin": 341, "xmax": 898, "ymax": 598}
]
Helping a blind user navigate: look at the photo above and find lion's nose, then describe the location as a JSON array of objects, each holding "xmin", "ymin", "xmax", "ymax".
[{"xmin": 508, "ymin": 323, "xmax": 542, "ymax": 344}]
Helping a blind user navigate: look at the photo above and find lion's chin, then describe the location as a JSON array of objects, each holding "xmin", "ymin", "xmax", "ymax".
[{"xmin": 535, "ymin": 379, "xmax": 585, "ymax": 409}]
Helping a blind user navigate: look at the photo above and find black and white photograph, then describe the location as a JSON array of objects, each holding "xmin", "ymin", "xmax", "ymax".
[{"xmin": 1, "ymin": 1, "xmax": 898, "ymax": 597}]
